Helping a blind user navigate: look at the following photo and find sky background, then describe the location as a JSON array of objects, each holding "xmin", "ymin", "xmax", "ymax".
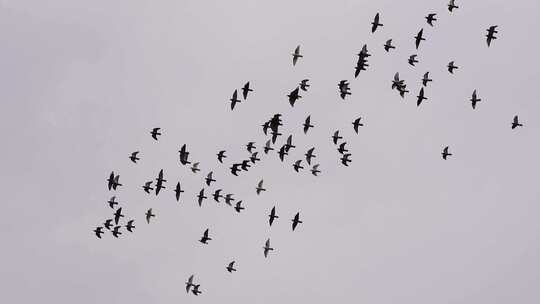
[{"xmin": 2, "ymin": 0, "xmax": 540, "ymax": 303}]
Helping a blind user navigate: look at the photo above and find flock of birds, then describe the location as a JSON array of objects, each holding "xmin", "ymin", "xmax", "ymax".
[{"xmin": 93, "ymin": 1, "xmax": 523, "ymax": 297}]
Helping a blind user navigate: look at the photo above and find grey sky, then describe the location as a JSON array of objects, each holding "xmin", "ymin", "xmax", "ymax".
[{"xmin": 2, "ymin": 0, "xmax": 540, "ymax": 303}]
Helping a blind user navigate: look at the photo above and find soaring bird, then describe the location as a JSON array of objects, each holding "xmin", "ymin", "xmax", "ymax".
[
  {"xmin": 426, "ymin": 13, "xmax": 437, "ymax": 26},
  {"xmin": 511, "ymin": 115, "xmax": 523, "ymax": 129},
  {"xmin": 234, "ymin": 201, "xmax": 245, "ymax": 213},
  {"xmin": 129, "ymin": 151, "xmax": 140, "ymax": 163},
  {"xmin": 422, "ymin": 72, "xmax": 432, "ymax": 87},
  {"xmin": 341, "ymin": 153, "xmax": 352, "ymax": 166},
  {"xmin": 293, "ymin": 160, "xmax": 304, "ymax": 172},
  {"xmin": 179, "ymin": 144, "xmax": 191, "ymax": 165},
  {"xmin": 408, "ymin": 54, "xmax": 418, "ymax": 66},
  {"xmin": 303, "ymin": 115, "xmax": 314, "ymax": 134},
  {"xmin": 143, "ymin": 181, "xmax": 153, "ymax": 194},
  {"xmin": 107, "ymin": 196, "xmax": 118, "ymax": 209},
  {"xmin": 217, "ymin": 150, "xmax": 227, "ymax": 163},
  {"xmin": 185, "ymin": 275, "xmax": 194, "ymax": 293},
  {"xmin": 448, "ymin": 0, "xmax": 459, "ymax": 12},
  {"xmin": 112, "ymin": 226, "xmax": 122, "ymax": 238},
  {"xmin": 174, "ymin": 182, "xmax": 184, "ymax": 202},
  {"xmin": 269, "ymin": 206, "xmax": 279, "ymax": 226},
  {"xmin": 447, "ymin": 61, "xmax": 458, "ymax": 74},
  {"xmin": 263, "ymin": 239, "xmax": 274, "ymax": 258},
  {"xmin": 470, "ymin": 90, "xmax": 481, "ymax": 109},
  {"xmin": 104, "ymin": 219, "xmax": 113, "ymax": 230},
  {"xmin": 125, "ymin": 220, "xmax": 135, "ymax": 232},
  {"xmin": 352, "ymin": 117, "xmax": 364, "ymax": 133},
  {"xmin": 417, "ymin": 87, "xmax": 427, "ymax": 106},
  {"xmin": 150, "ymin": 128, "xmax": 161, "ymax": 141},
  {"xmin": 197, "ymin": 188, "xmax": 207, "ymax": 207},
  {"xmin": 264, "ymin": 139, "xmax": 274, "ymax": 154},
  {"xmin": 190, "ymin": 162, "xmax": 200, "ymax": 173},
  {"xmin": 414, "ymin": 29, "xmax": 426, "ymax": 49},
  {"xmin": 242, "ymin": 81, "xmax": 253, "ymax": 99},
  {"xmin": 384, "ymin": 39, "xmax": 395, "ymax": 52},
  {"xmin": 292, "ymin": 212, "xmax": 303, "ymax": 231},
  {"xmin": 205, "ymin": 171, "xmax": 216, "ymax": 186},
  {"xmin": 332, "ymin": 130, "xmax": 343, "ymax": 145},
  {"xmin": 287, "ymin": 87, "xmax": 302, "ymax": 107},
  {"xmin": 486, "ymin": 26, "xmax": 498, "ymax": 47},
  {"xmin": 338, "ymin": 142, "xmax": 349, "ymax": 154},
  {"xmin": 278, "ymin": 145, "xmax": 288, "ymax": 162},
  {"xmin": 230, "ymin": 89, "xmax": 241, "ymax": 110},
  {"xmin": 213, "ymin": 189, "xmax": 223, "ymax": 202},
  {"xmin": 310, "ymin": 164, "xmax": 321, "ymax": 176},
  {"xmin": 192, "ymin": 285, "xmax": 202, "ymax": 296},
  {"xmin": 292, "ymin": 45, "xmax": 303, "ymax": 66},
  {"xmin": 114, "ymin": 207, "xmax": 124, "ymax": 225},
  {"xmin": 155, "ymin": 169, "xmax": 166, "ymax": 195},
  {"xmin": 225, "ymin": 194, "xmax": 235, "ymax": 206},
  {"xmin": 256, "ymin": 180, "xmax": 266, "ymax": 195},
  {"xmin": 300, "ymin": 79, "xmax": 310, "ymax": 91},
  {"xmin": 442, "ymin": 146, "xmax": 452, "ymax": 160},
  {"xmin": 230, "ymin": 163, "xmax": 241, "ymax": 176},
  {"xmin": 199, "ymin": 229, "xmax": 211, "ymax": 244},
  {"xmin": 371, "ymin": 13, "xmax": 383, "ymax": 33},
  {"xmin": 250, "ymin": 152, "xmax": 261, "ymax": 163},
  {"xmin": 305, "ymin": 148, "xmax": 316, "ymax": 165},
  {"xmin": 145, "ymin": 208, "xmax": 155, "ymax": 224},
  {"xmin": 246, "ymin": 142, "xmax": 256, "ymax": 153},
  {"xmin": 94, "ymin": 227, "xmax": 104, "ymax": 239},
  {"xmin": 226, "ymin": 261, "xmax": 237, "ymax": 273}
]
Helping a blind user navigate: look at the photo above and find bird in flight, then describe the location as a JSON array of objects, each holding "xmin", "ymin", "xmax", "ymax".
[
  {"xmin": 269, "ymin": 206, "xmax": 279, "ymax": 226},
  {"xmin": 217, "ymin": 150, "xmax": 227, "ymax": 163},
  {"xmin": 230, "ymin": 89, "xmax": 241, "ymax": 110},
  {"xmin": 107, "ymin": 196, "xmax": 118, "ymax": 209},
  {"xmin": 285, "ymin": 135, "xmax": 296, "ymax": 152},
  {"xmin": 145, "ymin": 208, "xmax": 155, "ymax": 224},
  {"xmin": 242, "ymin": 81, "xmax": 253, "ymax": 100},
  {"xmin": 263, "ymin": 239, "xmax": 274, "ymax": 258},
  {"xmin": 234, "ymin": 201, "xmax": 244, "ymax": 213},
  {"xmin": 192, "ymin": 285, "xmax": 202, "ymax": 296},
  {"xmin": 278, "ymin": 145, "xmax": 288, "ymax": 162},
  {"xmin": 311, "ymin": 164, "xmax": 321, "ymax": 176},
  {"xmin": 417, "ymin": 87, "xmax": 427, "ymax": 106},
  {"xmin": 256, "ymin": 179, "xmax": 266, "ymax": 195},
  {"xmin": 425, "ymin": 13, "xmax": 437, "ymax": 26},
  {"xmin": 303, "ymin": 115, "xmax": 314, "ymax": 134},
  {"xmin": 125, "ymin": 220, "xmax": 135, "ymax": 232},
  {"xmin": 352, "ymin": 117, "xmax": 364, "ymax": 133},
  {"xmin": 264, "ymin": 139, "xmax": 274, "ymax": 154},
  {"xmin": 174, "ymin": 182, "xmax": 184, "ymax": 202},
  {"xmin": 408, "ymin": 54, "xmax": 418, "ymax": 66},
  {"xmin": 230, "ymin": 163, "xmax": 241, "ymax": 176},
  {"xmin": 338, "ymin": 80, "xmax": 351, "ymax": 99},
  {"xmin": 112, "ymin": 226, "xmax": 122, "ymax": 238},
  {"xmin": 241, "ymin": 160, "xmax": 251, "ymax": 171},
  {"xmin": 338, "ymin": 142, "xmax": 349, "ymax": 154},
  {"xmin": 448, "ymin": 0, "xmax": 459, "ymax": 12},
  {"xmin": 486, "ymin": 26, "xmax": 498, "ymax": 47},
  {"xmin": 442, "ymin": 146, "xmax": 452, "ymax": 160},
  {"xmin": 114, "ymin": 207, "xmax": 124, "ymax": 225},
  {"xmin": 371, "ymin": 13, "xmax": 383, "ymax": 33},
  {"xmin": 288, "ymin": 87, "xmax": 302, "ymax": 107},
  {"xmin": 213, "ymin": 189, "xmax": 223, "ymax": 202},
  {"xmin": 246, "ymin": 142, "xmax": 256, "ymax": 153},
  {"xmin": 305, "ymin": 148, "xmax": 316, "ymax": 165},
  {"xmin": 422, "ymin": 72, "xmax": 432, "ymax": 87},
  {"xmin": 104, "ymin": 219, "xmax": 113, "ymax": 230},
  {"xmin": 332, "ymin": 130, "xmax": 343, "ymax": 145},
  {"xmin": 225, "ymin": 193, "xmax": 235, "ymax": 206},
  {"xmin": 470, "ymin": 90, "xmax": 481, "ymax": 109},
  {"xmin": 250, "ymin": 152, "xmax": 260, "ymax": 163},
  {"xmin": 392, "ymin": 72, "xmax": 404, "ymax": 90},
  {"xmin": 155, "ymin": 169, "xmax": 166, "ymax": 195},
  {"xmin": 199, "ymin": 229, "xmax": 212, "ymax": 244},
  {"xmin": 150, "ymin": 128, "xmax": 161, "ymax": 141},
  {"xmin": 205, "ymin": 171, "xmax": 216, "ymax": 186},
  {"xmin": 384, "ymin": 39, "xmax": 395, "ymax": 52},
  {"xmin": 293, "ymin": 160, "xmax": 304, "ymax": 172},
  {"xmin": 185, "ymin": 275, "xmax": 194, "ymax": 293},
  {"xmin": 129, "ymin": 151, "xmax": 140, "ymax": 163},
  {"xmin": 191, "ymin": 162, "xmax": 200, "ymax": 173},
  {"xmin": 197, "ymin": 188, "xmax": 207, "ymax": 207},
  {"xmin": 511, "ymin": 115, "xmax": 523, "ymax": 129},
  {"xmin": 292, "ymin": 45, "xmax": 303, "ymax": 66},
  {"xmin": 107, "ymin": 172, "xmax": 122, "ymax": 191},
  {"xmin": 179, "ymin": 144, "xmax": 191, "ymax": 165},
  {"xmin": 292, "ymin": 212, "xmax": 303, "ymax": 231},
  {"xmin": 300, "ymin": 79, "xmax": 310, "ymax": 91},
  {"xmin": 94, "ymin": 227, "xmax": 104, "ymax": 239},
  {"xmin": 414, "ymin": 29, "xmax": 426, "ymax": 49},
  {"xmin": 447, "ymin": 61, "xmax": 458, "ymax": 74},
  {"xmin": 341, "ymin": 153, "xmax": 352, "ymax": 166},
  {"xmin": 226, "ymin": 261, "xmax": 237, "ymax": 273},
  {"xmin": 142, "ymin": 181, "xmax": 153, "ymax": 194}
]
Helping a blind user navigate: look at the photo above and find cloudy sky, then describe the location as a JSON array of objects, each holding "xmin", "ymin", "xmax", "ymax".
[{"xmin": 2, "ymin": 0, "xmax": 540, "ymax": 303}]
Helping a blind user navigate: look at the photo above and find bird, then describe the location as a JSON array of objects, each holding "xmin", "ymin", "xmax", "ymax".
[
  {"xmin": 129, "ymin": 151, "xmax": 140, "ymax": 163},
  {"xmin": 426, "ymin": 13, "xmax": 437, "ymax": 26},
  {"xmin": 442, "ymin": 146, "xmax": 452, "ymax": 160},
  {"xmin": 107, "ymin": 196, "xmax": 118, "ymax": 208},
  {"xmin": 416, "ymin": 87, "xmax": 427, "ymax": 106},
  {"xmin": 107, "ymin": 171, "xmax": 116, "ymax": 191},
  {"xmin": 230, "ymin": 163, "xmax": 241, "ymax": 176},
  {"xmin": 226, "ymin": 261, "xmax": 237, "ymax": 273},
  {"xmin": 205, "ymin": 171, "xmax": 216, "ymax": 186},
  {"xmin": 355, "ymin": 57, "xmax": 369, "ymax": 77},
  {"xmin": 241, "ymin": 159, "xmax": 251, "ymax": 171},
  {"xmin": 447, "ymin": 61, "xmax": 458, "ymax": 74},
  {"xmin": 384, "ymin": 39, "xmax": 395, "ymax": 52},
  {"xmin": 250, "ymin": 152, "xmax": 260, "ymax": 163},
  {"xmin": 292, "ymin": 212, "xmax": 303, "ymax": 231},
  {"xmin": 422, "ymin": 72, "xmax": 432, "ymax": 87},
  {"xmin": 292, "ymin": 45, "xmax": 303, "ymax": 66},
  {"xmin": 511, "ymin": 115, "xmax": 523, "ymax": 129},
  {"xmin": 199, "ymin": 229, "xmax": 211, "ymax": 244},
  {"xmin": 197, "ymin": 188, "xmax": 207, "ymax": 207},
  {"xmin": 225, "ymin": 194, "xmax": 235, "ymax": 206},
  {"xmin": 264, "ymin": 139, "xmax": 274, "ymax": 154},
  {"xmin": 213, "ymin": 189, "xmax": 223, "ymax": 202},
  {"xmin": 303, "ymin": 115, "xmax": 314, "ymax": 134},
  {"xmin": 217, "ymin": 150, "xmax": 227, "ymax": 163},
  {"xmin": 150, "ymin": 128, "xmax": 161, "ymax": 141},
  {"xmin": 263, "ymin": 239, "xmax": 274, "ymax": 258},
  {"xmin": 155, "ymin": 169, "xmax": 166, "ymax": 195},
  {"xmin": 287, "ymin": 87, "xmax": 302, "ymax": 107},
  {"xmin": 114, "ymin": 207, "xmax": 124, "ymax": 225},
  {"xmin": 414, "ymin": 29, "xmax": 426, "ymax": 50},
  {"xmin": 246, "ymin": 142, "xmax": 256, "ymax": 153},
  {"xmin": 310, "ymin": 164, "xmax": 321, "ymax": 176},
  {"xmin": 332, "ymin": 130, "xmax": 343, "ymax": 145},
  {"xmin": 300, "ymin": 79, "xmax": 310, "ymax": 91},
  {"xmin": 338, "ymin": 142, "xmax": 349, "ymax": 154},
  {"xmin": 94, "ymin": 227, "xmax": 104, "ymax": 239},
  {"xmin": 486, "ymin": 25, "xmax": 498, "ymax": 47},
  {"xmin": 125, "ymin": 220, "xmax": 135, "ymax": 232},
  {"xmin": 143, "ymin": 181, "xmax": 153, "ymax": 194},
  {"xmin": 268, "ymin": 206, "xmax": 279, "ymax": 226},
  {"xmin": 174, "ymin": 182, "xmax": 184, "ymax": 202},
  {"xmin": 145, "ymin": 208, "xmax": 155, "ymax": 224},
  {"xmin": 104, "ymin": 219, "xmax": 113, "ymax": 230},
  {"xmin": 470, "ymin": 90, "xmax": 481, "ymax": 109},
  {"xmin": 293, "ymin": 160, "xmax": 304, "ymax": 172},
  {"xmin": 179, "ymin": 144, "xmax": 191, "ymax": 165},
  {"xmin": 408, "ymin": 54, "xmax": 418, "ymax": 66},
  {"xmin": 448, "ymin": 0, "xmax": 459, "ymax": 12},
  {"xmin": 305, "ymin": 148, "xmax": 316, "ymax": 165},
  {"xmin": 112, "ymin": 226, "xmax": 122, "ymax": 238},
  {"xmin": 271, "ymin": 130, "xmax": 282, "ymax": 144},
  {"xmin": 371, "ymin": 13, "xmax": 383, "ymax": 33},
  {"xmin": 285, "ymin": 135, "xmax": 296, "ymax": 152},
  {"xmin": 358, "ymin": 44, "xmax": 371, "ymax": 58},
  {"xmin": 185, "ymin": 275, "xmax": 194, "ymax": 293},
  {"xmin": 392, "ymin": 72, "xmax": 404, "ymax": 90},
  {"xmin": 341, "ymin": 153, "xmax": 352, "ymax": 166},
  {"xmin": 352, "ymin": 117, "xmax": 364, "ymax": 133},
  {"xmin": 230, "ymin": 89, "xmax": 241, "ymax": 110},
  {"xmin": 398, "ymin": 85, "xmax": 410, "ymax": 98},
  {"xmin": 191, "ymin": 162, "xmax": 200, "ymax": 173},
  {"xmin": 338, "ymin": 80, "xmax": 351, "ymax": 99},
  {"xmin": 261, "ymin": 121, "xmax": 270, "ymax": 135},
  {"xmin": 234, "ymin": 201, "xmax": 244, "ymax": 213},
  {"xmin": 192, "ymin": 285, "xmax": 202, "ymax": 296},
  {"xmin": 242, "ymin": 81, "xmax": 253, "ymax": 99},
  {"xmin": 278, "ymin": 145, "xmax": 288, "ymax": 161},
  {"xmin": 256, "ymin": 180, "xmax": 266, "ymax": 195}
]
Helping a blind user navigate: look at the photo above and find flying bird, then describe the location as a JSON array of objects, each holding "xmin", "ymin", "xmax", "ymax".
[
  {"xmin": 338, "ymin": 80, "xmax": 351, "ymax": 99},
  {"xmin": 261, "ymin": 121, "xmax": 270, "ymax": 135},
  {"xmin": 213, "ymin": 189, "xmax": 223, "ymax": 202},
  {"xmin": 225, "ymin": 193, "xmax": 235, "ymax": 206},
  {"xmin": 511, "ymin": 115, "xmax": 523, "ymax": 129},
  {"xmin": 107, "ymin": 196, "xmax": 118, "ymax": 209},
  {"xmin": 125, "ymin": 220, "xmax": 135, "ymax": 232},
  {"xmin": 104, "ymin": 219, "xmax": 113, "ymax": 230},
  {"xmin": 256, "ymin": 180, "xmax": 266, "ymax": 195},
  {"xmin": 241, "ymin": 160, "xmax": 251, "ymax": 171},
  {"xmin": 300, "ymin": 79, "xmax": 310, "ymax": 91},
  {"xmin": 205, "ymin": 172, "xmax": 216, "ymax": 186},
  {"xmin": 226, "ymin": 261, "xmax": 237, "ymax": 273},
  {"xmin": 179, "ymin": 144, "xmax": 191, "ymax": 165},
  {"xmin": 199, "ymin": 229, "xmax": 211, "ymax": 244},
  {"xmin": 94, "ymin": 227, "xmax": 104, "ymax": 239},
  {"xmin": 129, "ymin": 151, "xmax": 140, "ymax": 163},
  {"xmin": 250, "ymin": 152, "xmax": 261, "ymax": 163},
  {"xmin": 384, "ymin": 39, "xmax": 395, "ymax": 52},
  {"xmin": 271, "ymin": 130, "xmax": 282, "ymax": 144},
  {"xmin": 426, "ymin": 13, "xmax": 437, "ymax": 26},
  {"xmin": 352, "ymin": 117, "xmax": 364, "ymax": 133},
  {"xmin": 303, "ymin": 115, "xmax": 314, "ymax": 134},
  {"xmin": 143, "ymin": 181, "xmax": 153, "ymax": 194},
  {"xmin": 230, "ymin": 163, "xmax": 241, "ymax": 176},
  {"xmin": 174, "ymin": 182, "xmax": 184, "ymax": 202},
  {"xmin": 292, "ymin": 45, "xmax": 303, "ymax": 66},
  {"xmin": 150, "ymin": 128, "xmax": 161, "ymax": 141},
  {"xmin": 310, "ymin": 164, "xmax": 321, "ymax": 176},
  {"xmin": 416, "ymin": 87, "xmax": 427, "ymax": 106},
  {"xmin": 234, "ymin": 201, "xmax": 244, "ymax": 213},
  {"xmin": 191, "ymin": 162, "xmax": 200, "ymax": 173},
  {"xmin": 192, "ymin": 285, "xmax": 202, "ymax": 296},
  {"xmin": 230, "ymin": 89, "xmax": 241, "ymax": 110},
  {"xmin": 332, "ymin": 130, "xmax": 343, "ymax": 145},
  {"xmin": 422, "ymin": 72, "xmax": 432, "ymax": 87},
  {"xmin": 145, "ymin": 208, "xmax": 155, "ymax": 224},
  {"xmin": 470, "ymin": 90, "xmax": 481, "ymax": 109},
  {"xmin": 185, "ymin": 275, "xmax": 194, "ymax": 293},
  {"xmin": 242, "ymin": 81, "xmax": 253, "ymax": 99},
  {"xmin": 414, "ymin": 29, "xmax": 426, "ymax": 49},
  {"xmin": 293, "ymin": 160, "xmax": 304, "ymax": 172},
  {"xmin": 264, "ymin": 139, "xmax": 274, "ymax": 154},
  {"xmin": 442, "ymin": 146, "xmax": 452, "ymax": 160},
  {"xmin": 155, "ymin": 169, "xmax": 166, "ymax": 195},
  {"xmin": 338, "ymin": 142, "xmax": 349, "ymax": 154},
  {"xmin": 447, "ymin": 61, "xmax": 458, "ymax": 74},
  {"xmin": 408, "ymin": 54, "xmax": 418, "ymax": 66},
  {"xmin": 486, "ymin": 25, "xmax": 498, "ymax": 47},
  {"xmin": 246, "ymin": 142, "xmax": 256, "ymax": 153},
  {"xmin": 217, "ymin": 150, "xmax": 227, "ymax": 163},
  {"xmin": 448, "ymin": 0, "xmax": 459, "ymax": 12},
  {"xmin": 392, "ymin": 72, "xmax": 404, "ymax": 90},
  {"xmin": 287, "ymin": 87, "xmax": 302, "ymax": 107},
  {"xmin": 269, "ymin": 206, "xmax": 279, "ymax": 226},
  {"xmin": 278, "ymin": 145, "xmax": 288, "ymax": 161},
  {"xmin": 371, "ymin": 13, "xmax": 383, "ymax": 33},
  {"xmin": 292, "ymin": 212, "xmax": 303, "ymax": 231},
  {"xmin": 305, "ymin": 148, "xmax": 316, "ymax": 165},
  {"xmin": 114, "ymin": 207, "xmax": 124, "ymax": 225},
  {"xmin": 112, "ymin": 226, "xmax": 122, "ymax": 238},
  {"xmin": 197, "ymin": 188, "xmax": 207, "ymax": 207},
  {"xmin": 107, "ymin": 171, "xmax": 115, "ymax": 190},
  {"xmin": 341, "ymin": 153, "xmax": 352, "ymax": 166},
  {"xmin": 285, "ymin": 135, "xmax": 296, "ymax": 152},
  {"xmin": 263, "ymin": 239, "xmax": 274, "ymax": 258}
]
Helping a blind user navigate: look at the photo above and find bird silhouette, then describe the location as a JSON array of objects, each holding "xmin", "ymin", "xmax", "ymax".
[
  {"xmin": 384, "ymin": 39, "xmax": 395, "ymax": 52},
  {"xmin": 155, "ymin": 169, "xmax": 166, "ymax": 195},
  {"xmin": 447, "ymin": 61, "xmax": 458, "ymax": 74},
  {"xmin": 199, "ymin": 229, "xmax": 212, "ymax": 244},
  {"xmin": 371, "ymin": 13, "xmax": 383, "ymax": 33},
  {"xmin": 448, "ymin": 0, "xmax": 459, "ymax": 12},
  {"xmin": 310, "ymin": 164, "xmax": 321, "ymax": 176},
  {"xmin": 303, "ymin": 115, "xmax": 314, "ymax": 134},
  {"xmin": 174, "ymin": 182, "xmax": 184, "ymax": 202},
  {"xmin": 288, "ymin": 87, "xmax": 302, "ymax": 107},
  {"xmin": 217, "ymin": 150, "xmax": 227, "ymax": 163},
  {"xmin": 230, "ymin": 89, "xmax": 241, "ymax": 110},
  {"xmin": 417, "ymin": 87, "xmax": 427, "ymax": 106},
  {"xmin": 234, "ymin": 201, "xmax": 244, "ymax": 213},
  {"xmin": 250, "ymin": 152, "xmax": 261, "ymax": 163},
  {"xmin": 300, "ymin": 79, "xmax": 310, "ymax": 91},
  {"xmin": 486, "ymin": 26, "xmax": 498, "ymax": 47},
  {"xmin": 256, "ymin": 180, "xmax": 266, "ymax": 195},
  {"xmin": 185, "ymin": 275, "xmax": 194, "ymax": 293},
  {"xmin": 269, "ymin": 206, "xmax": 278, "ymax": 226},
  {"xmin": 107, "ymin": 196, "xmax": 118, "ymax": 208},
  {"xmin": 191, "ymin": 162, "xmax": 201, "ymax": 173},
  {"xmin": 241, "ymin": 160, "xmax": 251, "ymax": 171},
  {"xmin": 104, "ymin": 219, "xmax": 113, "ymax": 230},
  {"xmin": 114, "ymin": 207, "xmax": 124, "ymax": 225},
  {"xmin": 414, "ymin": 29, "xmax": 426, "ymax": 49},
  {"xmin": 143, "ymin": 181, "xmax": 153, "ymax": 194},
  {"xmin": 150, "ymin": 128, "xmax": 161, "ymax": 141},
  {"xmin": 94, "ymin": 227, "xmax": 104, "ymax": 238},
  {"xmin": 246, "ymin": 142, "xmax": 256, "ymax": 153},
  {"xmin": 125, "ymin": 220, "xmax": 135, "ymax": 232},
  {"xmin": 129, "ymin": 151, "xmax": 140, "ymax": 163},
  {"xmin": 179, "ymin": 144, "xmax": 191, "ymax": 165},
  {"xmin": 192, "ymin": 285, "xmax": 202, "ymax": 296},
  {"xmin": 511, "ymin": 115, "xmax": 523, "ymax": 129},
  {"xmin": 292, "ymin": 212, "xmax": 303, "ymax": 231},
  {"xmin": 338, "ymin": 142, "xmax": 349, "ymax": 154},
  {"xmin": 285, "ymin": 135, "xmax": 296, "ymax": 152},
  {"xmin": 230, "ymin": 163, "xmax": 241, "ymax": 176},
  {"xmin": 341, "ymin": 153, "xmax": 352, "ymax": 166},
  {"xmin": 352, "ymin": 118, "xmax": 364, "ymax": 133},
  {"xmin": 112, "ymin": 226, "xmax": 122, "ymax": 238},
  {"xmin": 332, "ymin": 130, "xmax": 343, "ymax": 145},
  {"xmin": 470, "ymin": 90, "xmax": 481, "ymax": 109},
  {"xmin": 422, "ymin": 72, "xmax": 432, "ymax": 87},
  {"xmin": 408, "ymin": 54, "xmax": 418, "ymax": 66},
  {"xmin": 145, "ymin": 208, "xmax": 155, "ymax": 224},
  {"xmin": 225, "ymin": 194, "xmax": 235, "ymax": 206},
  {"xmin": 205, "ymin": 171, "xmax": 216, "ymax": 186},
  {"xmin": 197, "ymin": 188, "xmax": 207, "ymax": 207},
  {"xmin": 442, "ymin": 146, "xmax": 452, "ymax": 160},
  {"xmin": 242, "ymin": 81, "xmax": 253, "ymax": 99},
  {"xmin": 263, "ymin": 239, "xmax": 274, "ymax": 258},
  {"xmin": 293, "ymin": 160, "xmax": 304, "ymax": 172},
  {"xmin": 292, "ymin": 45, "xmax": 303, "ymax": 66},
  {"xmin": 305, "ymin": 148, "xmax": 316, "ymax": 165},
  {"xmin": 213, "ymin": 189, "xmax": 223, "ymax": 202},
  {"xmin": 226, "ymin": 261, "xmax": 237, "ymax": 273},
  {"xmin": 264, "ymin": 139, "xmax": 274, "ymax": 154},
  {"xmin": 425, "ymin": 13, "xmax": 437, "ymax": 26}
]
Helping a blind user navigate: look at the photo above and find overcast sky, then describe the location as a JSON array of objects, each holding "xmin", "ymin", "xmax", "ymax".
[{"xmin": 2, "ymin": 0, "xmax": 540, "ymax": 303}]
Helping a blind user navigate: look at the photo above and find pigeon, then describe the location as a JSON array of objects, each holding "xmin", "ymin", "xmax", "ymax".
[
  {"xmin": 225, "ymin": 194, "xmax": 235, "ymax": 206},
  {"xmin": 422, "ymin": 72, "xmax": 432, "ymax": 87},
  {"xmin": 246, "ymin": 142, "xmax": 256, "ymax": 153},
  {"xmin": 217, "ymin": 150, "xmax": 227, "ymax": 163},
  {"xmin": 205, "ymin": 171, "xmax": 216, "ymax": 186},
  {"xmin": 293, "ymin": 160, "xmax": 304, "ymax": 172},
  {"xmin": 341, "ymin": 153, "xmax": 352, "ymax": 166},
  {"xmin": 197, "ymin": 188, "xmax": 207, "ymax": 207},
  {"xmin": 417, "ymin": 87, "xmax": 427, "ymax": 106},
  {"xmin": 174, "ymin": 182, "xmax": 184, "ymax": 202},
  {"xmin": 150, "ymin": 128, "xmax": 161, "ymax": 141},
  {"xmin": 303, "ymin": 115, "xmax": 314, "ymax": 134},
  {"xmin": 191, "ymin": 162, "xmax": 200, "ymax": 173},
  {"xmin": 226, "ymin": 261, "xmax": 237, "ymax": 273},
  {"xmin": 371, "ymin": 13, "xmax": 383, "ymax": 33},
  {"xmin": 230, "ymin": 163, "xmax": 241, "ymax": 176},
  {"xmin": 332, "ymin": 130, "xmax": 343, "ymax": 144},
  {"xmin": 104, "ymin": 219, "xmax": 113, "ymax": 230},
  {"xmin": 408, "ymin": 54, "xmax": 418, "ymax": 66},
  {"xmin": 112, "ymin": 226, "xmax": 122, "ymax": 238},
  {"xmin": 179, "ymin": 144, "xmax": 191, "ymax": 165},
  {"xmin": 338, "ymin": 142, "xmax": 349, "ymax": 154},
  {"xmin": 234, "ymin": 201, "xmax": 244, "ymax": 213},
  {"xmin": 486, "ymin": 25, "xmax": 498, "ymax": 47},
  {"xmin": 305, "ymin": 148, "xmax": 316, "ymax": 165},
  {"xmin": 426, "ymin": 13, "xmax": 437, "ymax": 26},
  {"xmin": 94, "ymin": 227, "xmax": 104, "ymax": 239},
  {"xmin": 292, "ymin": 45, "xmax": 303, "ymax": 66},
  {"xmin": 442, "ymin": 146, "xmax": 452, "ymax": 160},
  {"xmin": 192, "ymin": 285, "xmax": 202, "ymax": 296},
  {"xmin": 292, "ymin": 212, "xmax": 303, "ymax": 231},
  {"xmin": 384, "ymin": 39, "xmax": 395, "ymax": 52},
  {"xmin": 263, "ymin": 239, "xmax": 274, "ymax": 258},
  {"xmin": 155, "ymin": 169, "xmax": 166, "ymax": 195},
  {"xmin": 414, "ymin": 28, "xmax": 425, "ymax": 49},
  {"xmin": 288, "ymin": 87, "xmax": 302, "ymax": 107},
  {"xmin": 264, "ymin": 139, "xmax": 274, "ymax": 154},
  {"xmin": 470, "ymin": 90, "xmax": 481, "ymax": 109},
  {"xmin": 447, "ymin": 61, "xmax": 458, "ymax": 74},
  {"xmin": 107, "ymin": 196, "xmax": 118, "ymax": 208},
  {"xmin": 511, "ymin": 115, "xmax": 523, "ymax": 129},
  {"xmin": 448, "ymin": 0, "xmax": 459, "ymax": 12},
  {"xmin": 185, "ymin": 275, "xmax": 194, "ymax": 293},
  {"xmin": 129, "ymin": 151, "xmax": 140, "ymax": 163},
  {"xmin": 114, "ymin": 207, "xmax": 124, "ymax": 225},
  {"xmin": 300, "ymin": 79, "xmax": 310, "ymax": 91},
  {"xmin": 256, "ymin": 180, "xmax": 266, "ymax": 195},
  {"xmin": 125, "ymin": 220, "xmax": 135, "ymax": 232},
  {"xmin": 269, "ymin": 206, "xmax": 279, "ymax": 226},
  {"xmin": 352, "ymin": 117, "xmax": 364, "ymax": 133},
  {"xmin": 250, "ymin": 152, "xmax": 261, "ymax": 163},
  {"xmin": 213, "ymin": 189, "xmax": 223, "ymax": 202},
  {"xmin": 242, "ymin": 81, "xmax": 253, "ymax": 99},
  {"xmin": 143, "ymin": 181, "xmax": 153, "ymax": 194},
  {"xmin": 199, "ymin": 229, "xmax": 211, "ymax": 244},
  {"xmin": 146, "ymin": 208, "xmax": 155, "ymax": 224},
  {"xmin": 230, "ymin": 89, "xmax": 241, "ymax": 110}
]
